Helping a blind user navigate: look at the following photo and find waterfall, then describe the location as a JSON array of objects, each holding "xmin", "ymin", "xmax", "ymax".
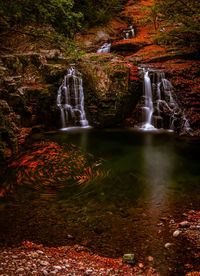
[
  {"xmin": 141, "ymin": 71, "xmax": 156, "ymax": 130},
  {"xmin": 122, "ymin": 26, "xmax": 135, "ymax": 40},
  {"xmin": 97, "ymin": 43, "xmax": 111, "ymax": 53},
  {"xmin": 138, "ymin": 67, "xmax": 190, "ymax": 132},
  {"xmin": 57, "ymin": 67, "xmax": 89, "ymax": 129}
]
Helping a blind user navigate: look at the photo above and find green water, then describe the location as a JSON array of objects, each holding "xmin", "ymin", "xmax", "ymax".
[
  {"xmin": 53, "ymin": 128, "xmax": 200, "ymax": 205},
  {"xmin": 0, "ymin": 128, "xmax": 199, "ymax": 274}
]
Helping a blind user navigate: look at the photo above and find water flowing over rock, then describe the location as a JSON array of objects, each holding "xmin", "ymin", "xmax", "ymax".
[
  {"xmin": 97, "ymin": 43, "xmax": 111, "ymax": 53},
  {"xmin": 137, "ymin": 67, "xmax": 190, "ymax": 132},
  {"xmin": 57, "ymin": 67, "xmax": 89, "ymax": 129},
  {"xmin": 122, "ymin": 26, "xmax": 135, "ymax": 40}
]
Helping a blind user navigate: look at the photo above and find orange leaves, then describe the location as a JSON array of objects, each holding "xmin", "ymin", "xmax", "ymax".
[
  {"xmin": 0, "ymin": 190, "xmax": 5, "ymax": 197},
  {"xmin": 77, "ymin": 178, "xmax": 87, "ymax": 185},
  {"xmin": 129, "ymin": 63, "xmax": 140, "ymax": 81},
  {"xmin": 4, "ymin": 141, "xmax": 98, "ymax": 196},
  {"xmin": 88, "ymin": 167, "xmax": 92, "ymax": 176}
]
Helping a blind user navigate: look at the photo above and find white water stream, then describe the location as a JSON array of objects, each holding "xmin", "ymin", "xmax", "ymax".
[
  {"xmin": 57, "ymin": 67, "xmax": 89, "ymax": 130},
  {"xmin": 97, "ymin": 43, "xmax": 111, "ymax": 53},
  {"xmin": 122, "ymin": 26, "xmax": 135, "ymax": 39},
  {"xmin": 139, "ymin": 68, "xmax": 190, "ymax": 132}
]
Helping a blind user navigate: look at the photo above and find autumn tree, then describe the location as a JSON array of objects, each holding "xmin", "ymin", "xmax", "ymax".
[{"xmin": 151, "ymin": 0, "xmax": 200, "ymax": 49}]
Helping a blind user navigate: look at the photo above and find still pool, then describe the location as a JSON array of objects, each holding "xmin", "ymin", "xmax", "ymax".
[{"xmin": 0, "ymin": 128, "xmax": 200, "ymax": 274}]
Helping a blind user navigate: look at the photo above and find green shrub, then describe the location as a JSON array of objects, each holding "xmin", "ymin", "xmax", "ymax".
[
  {"xmin": 148, "ymin": 0, "xmax": 200, "ymax": 49},
  {"xmin": 0, "ymin": 0, "xmax": 82, "ymax": 36},
  {"xmin": 73, "ymin": 0, "xmax": 127, "ymax": 28}
]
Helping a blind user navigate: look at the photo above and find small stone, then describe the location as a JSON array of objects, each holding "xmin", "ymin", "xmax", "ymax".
[
  {"xmin": 147, "ymin": 256, "xmax": 154, "ymax": 262},
  {"xmin": 165, "ymin": 243, "xmax": 172, "ymax": 249},
  {"xmin": 138, "ymin": 263, "xmax": 144, "ymax": 268},
  {"xmin": 173, "ymin": 230, "xmax": 181, "ymax": 237},
  {"xmin": 190, "ymin": 225, "xmax": 196, "ymax": 230},
  {"xmin": 16, "ymin": 268, "xmax": 24, "ymax": 273},
  {"xmin": 53, "ymin": 266, "xmax": 62, "ymax": 270},
  {"xmin": 31, "ymin": 252, "xmax": 39, "ymax": 258},
  {"xmin": 41, "ymin": 269, "xmax": 48, "ymax": 275},
  {"xmin": 37, "ymin": 250, "xmax": 44, "ymax": 255},
  {"xmin": 85, "ymin": 269, "xmax": 93, "ymax": 274},
  {"xmin": 66, "ymin": 234, "xmax": 74, "ymax": 240},
  {"xmin": 188, "ymin": 210, "xmax": 195, "ymax": 214},
  {"xmin": 122, "ymin": 254, "xmax": 135, "ymax": 264},
  {"xmin": 179, "ymin": 221, "xmax": 190, "ymax": 228},
  {"xmin": 160, "ymin": 217, "xmax": 167, "ymax": 221},
  {"xmin": 40, "ymin": 261, "xmax": 50, "ymax": 266}
]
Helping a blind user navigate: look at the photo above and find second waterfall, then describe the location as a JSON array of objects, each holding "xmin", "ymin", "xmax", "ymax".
[
  {"xmin": 138, "ymin": 67, "xmax": 190, "ymax": 132},
  {"xmin": 57, "ymin": 67, "xmax": 89, "ymax": 129}
]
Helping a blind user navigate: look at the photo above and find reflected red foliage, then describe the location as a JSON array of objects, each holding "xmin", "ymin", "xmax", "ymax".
[{"xmin": 1, "ymin": 142, "xmax": 95, "ymax": 197}]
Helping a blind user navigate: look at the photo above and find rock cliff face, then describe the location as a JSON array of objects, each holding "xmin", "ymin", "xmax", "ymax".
[
  {"xmin": 79, "ymin": 53, "xmax": 142, "ymax": 127},
  {"xmin": 0, "ymin": 51, "xmax": 68, "ymax": 161}
]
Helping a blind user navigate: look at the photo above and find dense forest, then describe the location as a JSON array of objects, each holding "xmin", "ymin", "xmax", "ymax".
[
  {"xmin": 0, "ymin": 0, "xmax": 127, "ymax": 35},
  {"xmin": 0, "ymin": 0, "xmax": 200, "ymax": 49},
  {"xmin": 149, "ymin": 0, "xmax": 200, "ymax": 48}
]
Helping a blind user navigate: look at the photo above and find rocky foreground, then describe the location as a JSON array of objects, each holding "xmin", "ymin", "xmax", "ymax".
[
  {"xmin": 0, "ymin": 241, "xmax": 157, "ymax": 276},
  {"xmin": 0, "ymin": 210, "xmax": 199, "ymax": 275}
]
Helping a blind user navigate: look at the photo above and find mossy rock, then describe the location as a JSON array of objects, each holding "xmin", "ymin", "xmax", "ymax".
[
  {"xmin": 1, "ymin": 55, "xmax": 22, "ymax": 73},
  {"xmin": 79, "ymin": 53, "xmax": 142, "ymax": 127},
  {"xmin": 41, "ymin": 64, "xmax": 67, "ymax": 84}
]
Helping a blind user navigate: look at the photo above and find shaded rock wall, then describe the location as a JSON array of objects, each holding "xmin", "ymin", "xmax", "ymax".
[
  {"xmin": 0, "ymin": 51, "xmax": 68, "ymax": 161},
  {"xmin": 79, "ymin": 53, "xmax": 142, "ymax": 127}
]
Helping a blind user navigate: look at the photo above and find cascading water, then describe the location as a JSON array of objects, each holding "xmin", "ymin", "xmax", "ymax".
[
  {"xmin": 141, "ymin": 71, "xmax": 156, "ymax": 130},
  {"xmin": 96, "ymin": 26, "xmax": 135, "ymax": 53},
  {"xmin": 97, "ymin": 43, "xmax": 111, "ymax": 53},
  {"xmin": 138, "ymin": 67, "xmax": 190, "ymax": 132},
  {"xmin": 122, "ymin": 26, "xmax": 135, "ymax": 40},
  {"xmin": 57, "ymin": 67, "xmax": 89, "ymax": 129}
]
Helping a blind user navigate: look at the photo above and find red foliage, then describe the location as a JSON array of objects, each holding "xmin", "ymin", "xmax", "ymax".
[
  {"xmin": 129, "ymin": 63, "xmax": 139, "ymax": 81},
  {"xmin": 0, "ymin": 142, "xmax": 95, "ymax": 197}
]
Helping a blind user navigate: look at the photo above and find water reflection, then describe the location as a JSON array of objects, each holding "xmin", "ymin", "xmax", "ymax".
[
  {"xmin": 80, "ymin": 130, "xmax": 89, "ymax": 149},
  {"xmin": 142, "ymin": 134, "xmax": 174, "ymax": 206}
]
